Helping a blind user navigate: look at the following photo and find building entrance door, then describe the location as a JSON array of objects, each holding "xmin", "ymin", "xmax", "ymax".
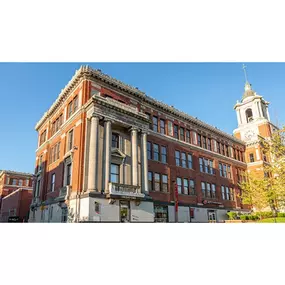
[
  {"xmin": 120, "ymin": 201, "xmax": 130, "ymax": 222},
  {"xmin": 208, "ymin": 210, "xmax": 217, "ymax": 223}
]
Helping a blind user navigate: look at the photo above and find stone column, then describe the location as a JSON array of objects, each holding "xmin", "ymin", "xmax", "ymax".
[
  {"xmin": 131, "ymin": 127, "xmax": 138, "ymax": 186},
  {"xmin": 266, "ymin": 107, "xmax": 271, "ymax": 121},
  {"xmin": 104, "ymin": 120, "xmax": 112, "ymax": 192},
  {"xmin": 87, "ymin": 115, "xmax": 99, "ymax": 192},
  {"xmin": 141, "ymin": 131, "xmax": 149, "ymax": 193}
]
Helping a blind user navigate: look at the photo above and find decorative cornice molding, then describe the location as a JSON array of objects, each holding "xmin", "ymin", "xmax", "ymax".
[{"xmin": 35, "ymin": 65, "xmax": 245, "ymax": 145}]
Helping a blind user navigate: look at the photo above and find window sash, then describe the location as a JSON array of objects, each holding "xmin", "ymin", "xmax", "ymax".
[
  {"xmin": 148, "ymin": 172, "xmax": 153, "ymax": 191},
  {"xmin": 153, "ymin": 144, "xmax": 160, "ymax": 161},
  {"xmin": 189, "ymin": 180, "xmax": 195, "ymax": 195},
  {"xmin": 186, "ymin": 130, "xmax": 190, "ymax": 143},
  {"xmin": 181, "ymin": 152, "xmax": 187, "ymax": 168},
  {"xmin": 147, "ymin": 142, "xmax": 152, "ymax": 159},
  {"xmin": 201, "ymin": 182, "xmax": 206, "ymax": 197},
  {"xmin": 180, "ymin": 128, "xmax": 185, "ymax": 141},
  {"xmin": 160, "ymin": 119, "xmax": 165, "ymax": 134},
  {"xmin": 183, "ymin": 179, "xmax": 188, "ymax": 195},
  {"xmin": 161, "ymin": 146, "xmax": 167, "ymax": 163},
  {"xmin": 162, "ymin": 175, "xmax": 168, "ymax": 192},
  {"xmin": 152, "ymin": 116, "xmax": 158, "ymax": 132},
  {"xmin": 176, "ymin": 177, "xmax": 182, "ymax": 194},
  {"xmin": 174, "ymin": 125, "xmax": 179, "ymax": 139},
  {"xmin": 175, "ymin": 151, "xmax": 180, "ymax": 166},
  {"xmin": 154, "ymin": 173, "xmax": 161, "ymax": 191},
  {"xmin": 188, "ymin": 154, "xmax": 193, "ymax": 169},
  {"xmin": 168, "ymin": 121, "xmax": 173, "ymax": 136}
]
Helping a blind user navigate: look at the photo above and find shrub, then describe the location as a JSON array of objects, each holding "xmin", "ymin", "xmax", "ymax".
[
  {"xmin": 227, "ymin": 212, "xmax": 237, "ymax": 220},
  {"xmin": 240, "ymin": 215, "xmax": 247, "ymax": 221},
  {"xmin": 277, "ymin": 212, "xmax": 285, "ymax": 217},
  {"xmin": 255, "ymin": 211, "xmax": 273, "ymax": 219}
]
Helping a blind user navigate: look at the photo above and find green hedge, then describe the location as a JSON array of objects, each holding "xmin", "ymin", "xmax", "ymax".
[
  {"xmin": 277, "ymin": 212, "xmax": 285, "ymax": 217},
  {"xmin": 227, "ymin": 212, "xmax": 237, "ymax": 220}
]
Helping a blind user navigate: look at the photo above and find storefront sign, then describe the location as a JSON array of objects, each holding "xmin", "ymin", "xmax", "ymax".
[
  {"xmin": 8, "ymin": 216, "xmax": 20, "ymax": 222},
  {"xmin": 202, "ymin": 200, "xmax": 222, "ymax": 205}
]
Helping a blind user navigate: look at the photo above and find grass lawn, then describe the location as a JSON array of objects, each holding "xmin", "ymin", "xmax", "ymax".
[{"xmin": 258, "ymin": 217, "xmax": 285, "ymax": 223}]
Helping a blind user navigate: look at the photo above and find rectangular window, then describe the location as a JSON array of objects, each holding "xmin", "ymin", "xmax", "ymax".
[
  {"xmin": 189, "ymin": 179, "xmax": 195, "ymax": 195},
  {"xmin": 209, "ymin": 160, "xmax": 214, "ymax": 175},
  {"xmin": 40, "ymin": 130, "xmax": 47, "ymax": 145},
  {"xmin": 68, "ymin": 129, "xmax": 73, "ymax": 151},
  {"xmin": 68, "ymin": 101, "xmax": 73, "ymax": 118},
  {"xmin": 186, "ymin": 130, "xmax": 190, "ymax": 143},
  {"xmin": 12, "ymin": 179, "xmax": 17, "ymax": 185},
  {"xmin": 111, "ymin": 164, "xmax": 120, "ymax": 183},
  {"xmin": 202, "ymin": 136, "xmax": 207, "ymax": 148},
  {"xmin": 226, "ymin": 187, "xmax": 230, "ymax": 200},
  {"xmin": 201, "ymin": 182, "xmax": 206, "ymax": 197},
  {"xmin": 162, "ymin": 174, "xmax": 168, "ymax": 192},
  {"xmin": 188, "ymin": 154, "xmax": 193, "ymax": 169},
  {"xmin": 197, "ymin": 134, "xmax": 201, "ymax": 147},
  {"xmin": 230, "ymin": 188, "xmax": 234, "ymax": 201},
  {"xmin": 145, "ymin": 113, "xmax": 152, "ymax": 129},
  {"xmin": 112, "ymin": 133, "xmax": 119, "ymax": 148},
  {"xmin": 160, "ymin": 119, "xmax": 165, "ymax": 134},
  {"xmin": 73, "ymin": 95, "xmax": 78, "ymax": 112},
  {"xmin": 213, "ymin": 140, "xmax": 217, "ymax": 152},
  {"xmin": 217, "ymin": 142, "xmax": 221, "ymax": 154},
  {"xmin": 221, "ymin": 186, "xmax": 225, "ymax": 200},
  {"xmin": 56, "ymin": 142, "xmax": 60, "ymax": 160},
  {"xmin": 181, "ymin": 152, "xmax": 187, "ymax": 168},
  {"xmin": 223, "ymin": 164, "xmax": 227, "ymax": 177},
  {"xmin": 147, "ymin": 142, "xmax": 152, "ymax": 160},
  {"xmin": 183, "ymin": 179, "xmax": 189, "ymax": 195},
  {"xmin": 153, "ymin": 144, "xmax": 160, "ymax": 161},
  {"xmin": 204, "ymin": 159, "xmax": 209, "ymax": 173},
  {"xmin": 219, "ymin": 163, "xmax": 223, "ymax": 177},
  {"xmin": 227, "ymin": 165, "xmax": 232, "ymax": 179},
  {"xmin": 175, "ymin": 151, "xmax": 181, "ymax": 166},
  {"xmin": 180, "ymin": 127, "xmax": 185, "ymax": 141},
  {"xmin": 249, "ymin": 153, "xmax": 254, "ymax": 162},
  {"xmin": 199, "ymin": 157, "xmax": 204, "ymax": 172},
  {"xmin": 148, "ymin": 172, "xmax": 153, "ymax": 191},
  {"xmin": 174, "ymin": 125, "xmax": 179, "ymax": 139},
  {"xmin": 154, "ymin": 206, "xmax": 168, "ymax": 223},
  {"xmin": 66, "ymin": 163, "xmax": 72, "ymax": 185},
  {"xmin": 211, "ymin": 184, "xmax": 216, "ymax": 198},
  {"xmin": 6, "ymin": 177, "xmax": 10, "ymax": 184},
  {"xmin": 207, "ymin": 138, "xmax": 211, "ymax": 151},
  {"xmin": 176, "ymin": 177, "xmax": 182, "ymax": 194},
  {"xmin": 221, "ymin": 144, "xmax": 225, "ymax": 156},
  {"xmin": 206, "ymin": 183, "xmax": 211, "ymax": 198},
  {"xmin": 152, "ymin": 116, "xmax": 158, "ymax": 132},
  {"xmin": 161, "ymin": 146, "xmax": 167, "ymax": 164},
  {"xmin": 154, "ymin": 173, "xmax": 161, "ymax": 191},
  {"xmin": 225, "ymin": 146, "xmax": 229, "ymax": 157},
  {"xmin": 193, "ymin": 131, "xmax": 197, "ymax": 145},
  {"xmin": 168, "ymin": 121, "xmax": 173, "ymax": 136},
  {"xmin": 26, "ymin": 179, "xmax": 29, "ymax": 186},
  {"xmin": 51, "ymin": 173, "xmax": 55, "ymax": 192}
]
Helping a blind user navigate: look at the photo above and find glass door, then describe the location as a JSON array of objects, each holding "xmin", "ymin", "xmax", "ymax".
[
  {"xmin": 120, "ymin": 201, "xmax": 130, "ymax": 222},
  {"xmin": 208, "ymin": 210, "xmax": 217, "ymax": 223}
]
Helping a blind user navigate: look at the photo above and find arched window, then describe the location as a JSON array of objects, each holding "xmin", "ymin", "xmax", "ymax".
[{"xmin": 245, "ymin": 108, "xmax": 253, "ymax": 123}]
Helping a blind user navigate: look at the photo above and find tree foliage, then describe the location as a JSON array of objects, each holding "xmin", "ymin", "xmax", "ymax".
[{"xmin": 239, "ymin": 126, "xmax": 285, "ymax": 212}]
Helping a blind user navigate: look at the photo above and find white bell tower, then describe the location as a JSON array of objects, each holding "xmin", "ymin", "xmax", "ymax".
[{"xmin": 233, "ymin": 65, "xmax": 271, "ymax": 142}]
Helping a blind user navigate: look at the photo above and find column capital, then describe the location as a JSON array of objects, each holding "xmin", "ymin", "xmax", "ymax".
[
  {"xmin": 129, "ymin": 126, "xmax": 139, "ymax": 133},
  {"xmin": 103, "ymin": 117, "xmax": 114, "ymax": 124},
  {"xmin": 87, "ymin": 113, "xmax": 102, "ymax": 120}
]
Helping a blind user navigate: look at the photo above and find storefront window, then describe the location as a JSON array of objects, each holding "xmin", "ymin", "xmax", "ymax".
[{"xmin": 154, "ymin": 205, "xmax": 168, "ymax": 222}]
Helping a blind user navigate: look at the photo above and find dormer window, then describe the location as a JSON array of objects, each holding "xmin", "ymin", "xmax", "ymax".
[
  {"xmin": 112, "ymin": 133, "xmax": 119, "ymax": 148},
  {"xmin": 246, "ymin": 108, "xmax": 253, "ymax": 123}
]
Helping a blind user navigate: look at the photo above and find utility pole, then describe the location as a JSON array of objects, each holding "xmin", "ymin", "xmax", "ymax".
[{"xmin": 173, "ymin": 181, "xmax": 178, "ymax": 223}]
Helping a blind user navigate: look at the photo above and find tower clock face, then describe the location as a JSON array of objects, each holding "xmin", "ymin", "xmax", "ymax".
[{"xmin": 245, "ymin": 130, "xmax": 255, "ymax": 140}]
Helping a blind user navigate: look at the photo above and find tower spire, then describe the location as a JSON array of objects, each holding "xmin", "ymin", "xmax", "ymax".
[{"xmin": 242, "ymin": 64, "xmax": 248, "ymax": 83}]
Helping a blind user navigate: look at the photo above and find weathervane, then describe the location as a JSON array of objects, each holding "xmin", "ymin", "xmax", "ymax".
[{"xmin": 242, "ymin": 64, "xmax": 248, "ymax": 82}]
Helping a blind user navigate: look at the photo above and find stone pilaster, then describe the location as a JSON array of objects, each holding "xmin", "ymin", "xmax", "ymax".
[
  {"xmin": 87, "ymin": 115, "xmax": 100, "ymax": 192},
  {"xmin": 131, "ymin": 127, "xmax": 138, "ymax": 186},
  {"xmin": 104, "ymin": 120, "xmax": 112, "ymax": 192},
  {"xmin": 141, "ymin": 131, "xmax": 149, "ymax": 193}
]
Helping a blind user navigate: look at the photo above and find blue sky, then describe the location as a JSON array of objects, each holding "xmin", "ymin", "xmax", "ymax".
[{"xmin": 0, "ymin": 63, "xmax": 284, "ymax": 174}]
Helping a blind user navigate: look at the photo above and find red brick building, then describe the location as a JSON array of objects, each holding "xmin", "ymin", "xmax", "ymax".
[
  {"xmin": 0, "ymin": 188, "xmax": 33, "ymax": 222},
  {"xmin": 29, "ymin": 66, "xmax": 259, "ymax": 223},
  {"xmin": 0, "ymin": 170, "xmax": 33, "ymax": 210}
]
